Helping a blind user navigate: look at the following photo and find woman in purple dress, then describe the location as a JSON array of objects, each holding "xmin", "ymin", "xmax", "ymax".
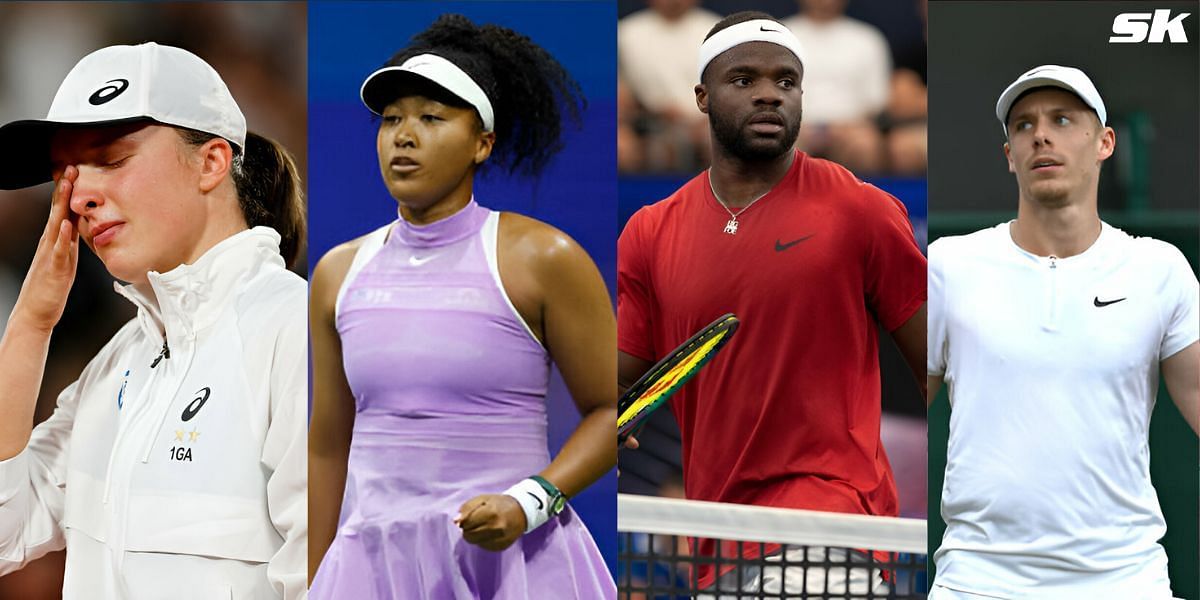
[{"xmin": 308, "ymin": 15, "xmax": 617, "ymax": 599}]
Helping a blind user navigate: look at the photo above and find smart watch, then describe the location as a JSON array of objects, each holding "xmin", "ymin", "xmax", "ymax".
[{"xmin": 530, "ymin": 475, "xmax": 567, "ymax": 517}]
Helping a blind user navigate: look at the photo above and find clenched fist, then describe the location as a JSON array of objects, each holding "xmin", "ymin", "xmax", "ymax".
[{"xmin": 454, "ymin": 494, "xmax": 527, "ymax": 552}]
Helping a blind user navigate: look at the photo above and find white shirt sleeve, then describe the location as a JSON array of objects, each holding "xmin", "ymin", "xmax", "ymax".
[
  {"xmin": 1160, "ymin": 245, "xmax": 1200, "ymax": 360},
  {"xmin": 928, "ymin": 239, "xmax": 948, "ymax": 377},
  {"xmin": 861, "ymin": 27, "xmax": 892, "ymax": 116},
  {"xmin": 0, "ymin": 379, "xmax": 82, "ymax": 573},
  {"xmin": 262, "ymin": 293, "xmax": 308, "ymax": 600}
]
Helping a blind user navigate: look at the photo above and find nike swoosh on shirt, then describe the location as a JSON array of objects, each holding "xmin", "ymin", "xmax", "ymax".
[
  {"xmin": 1093, "ymin": 296, "xmax": 1126, "ymax": 307},
  {"xmin": 775, "ymin": 235, "xmax": 814, "ymax": 252}
]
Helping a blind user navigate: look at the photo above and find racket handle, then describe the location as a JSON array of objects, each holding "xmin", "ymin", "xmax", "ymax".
[{"xmin": 617, "ymin": 420, "xmax": 648, "ymax": 448}]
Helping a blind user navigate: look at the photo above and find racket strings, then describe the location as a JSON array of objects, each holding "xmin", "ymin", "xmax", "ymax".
[{"xmin": 618, "ymin": 314, "xmax": 740, "ymax": 443}]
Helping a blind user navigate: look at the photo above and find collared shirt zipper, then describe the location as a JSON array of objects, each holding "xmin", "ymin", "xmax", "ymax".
[{"xmin": 1043, "ymin": 256, "xmax": 1060, "ymax": 331}]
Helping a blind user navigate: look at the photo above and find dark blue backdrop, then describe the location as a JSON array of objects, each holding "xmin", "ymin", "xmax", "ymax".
[{"xmin": 308, "ymin": 0, "xmax": 618, "ymax": 575}]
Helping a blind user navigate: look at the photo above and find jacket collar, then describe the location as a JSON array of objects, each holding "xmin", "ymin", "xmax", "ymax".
[{"xmin": 114, "ymin": 227, "xmax": 286, "ymax": 345}]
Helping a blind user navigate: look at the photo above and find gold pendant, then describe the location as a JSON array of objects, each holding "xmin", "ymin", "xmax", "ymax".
[{"xmin": 723, "ymin": 218, "xmax": 739, "ymax": 235}]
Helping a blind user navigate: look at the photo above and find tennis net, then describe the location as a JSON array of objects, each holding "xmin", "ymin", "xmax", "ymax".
[{"xmin": 618, "ymin": 493, "xmax": 927, "ymax": 599}]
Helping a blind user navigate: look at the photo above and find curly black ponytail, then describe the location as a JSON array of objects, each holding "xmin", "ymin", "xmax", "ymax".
[{"xmin": 383, "ymin": 14, "xmax": 585, "ymax": 177}]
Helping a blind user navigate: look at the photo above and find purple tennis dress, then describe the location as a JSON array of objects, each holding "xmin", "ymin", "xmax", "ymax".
[{"xmin": 310, "ymin": 200, "xmax": 614, "ymax": 599}]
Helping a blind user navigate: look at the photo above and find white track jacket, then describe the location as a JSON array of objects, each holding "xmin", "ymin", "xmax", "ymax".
[{"xmin": 0, "ymin": 227, "xmax": 307, "ymax": 599}]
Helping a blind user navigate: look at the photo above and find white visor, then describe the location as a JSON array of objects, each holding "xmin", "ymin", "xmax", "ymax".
[
  {"xmin": 697, "ymin": 19, "xmax": 806, "ymax": 82},
  {"xmin": 360, "ymin": 53, "xmax": 495, "ymax": 132}
]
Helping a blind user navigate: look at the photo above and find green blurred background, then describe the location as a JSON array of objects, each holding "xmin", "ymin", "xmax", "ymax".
[
  {"xmin": 928, "ymin": 1, "xmax": 1198, "ymax": 598},
  {"xmin": 928, "ymin": 216, "xmax": 1198, "ymax": 599}
]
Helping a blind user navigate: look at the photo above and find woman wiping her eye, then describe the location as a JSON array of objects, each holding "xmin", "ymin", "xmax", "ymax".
[{"xmin": 0, "ymin": 43, "xmax": 307, "ymax": 599}]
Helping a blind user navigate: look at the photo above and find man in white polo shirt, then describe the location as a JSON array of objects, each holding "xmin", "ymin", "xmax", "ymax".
[{"xmin": 927, "ymin": 65, "xmax": 1199, "ymax": 598}]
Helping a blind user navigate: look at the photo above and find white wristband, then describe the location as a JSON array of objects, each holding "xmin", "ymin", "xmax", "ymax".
[{"xmin": 503, "ymin": 478, "xmax": 551, "ymax": 533}]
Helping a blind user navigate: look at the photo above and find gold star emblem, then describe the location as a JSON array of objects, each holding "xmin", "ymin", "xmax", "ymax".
[
  {"xmin": 174, "ymin": 430, "xmax": 184, "ymax": 442},
  {"xmin": 188, "ymin": 428, "xmax": 201, "ymax": 443}
]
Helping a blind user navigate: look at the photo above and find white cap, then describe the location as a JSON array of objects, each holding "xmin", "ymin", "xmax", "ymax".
[
  {"xmin": 995, "ymin": 65, "xmax": 1106, "ymax": 135},
  {"xmin": 360, "ymin": 53, "xmax": 495, "ymax": 132},
  {"xmin": 0, "ymin": 42, "xmax": 246, "ymax": 190}
]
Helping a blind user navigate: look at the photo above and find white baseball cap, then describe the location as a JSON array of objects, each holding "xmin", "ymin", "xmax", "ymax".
[
  {"xmin": 995, "ymin": 65, "xmax": 1106, "ymax": 136},
  {"xmin": 0, "ymin": 42, "xmax": 246, "ymax": 190}
]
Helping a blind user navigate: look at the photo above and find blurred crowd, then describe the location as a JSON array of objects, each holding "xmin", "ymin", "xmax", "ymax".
[
  {"xmin": 0, "ymin": 4, "xmax": 305, "ymax": 598},
  {"xmin": 617, "ymin": 0, "xmax": 929, "ymax": 513},
  {"xmin": 618, "ymin": 0, "xmax": 927, "ymax": 176}
]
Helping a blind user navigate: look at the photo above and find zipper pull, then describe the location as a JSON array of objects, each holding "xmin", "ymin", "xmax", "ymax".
[{"xmin": 150, "ymin": 340, "xmax": 170, "ymax": 368}]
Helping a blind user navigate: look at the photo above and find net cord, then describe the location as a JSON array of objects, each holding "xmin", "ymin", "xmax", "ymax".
[{"xmin": 618, "ymin": 493, "xmax": 927, "ymax": 554}]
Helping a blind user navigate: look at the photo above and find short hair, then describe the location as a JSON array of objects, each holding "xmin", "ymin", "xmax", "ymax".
[{"xmin": 704, "ymin": 11, "xmax": 781, "ymax": 41}]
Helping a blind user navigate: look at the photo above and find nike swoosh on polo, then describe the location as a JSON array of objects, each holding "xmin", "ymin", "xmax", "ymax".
[
  {"xmin": 1093, "ymin": 296, "xmax": 1126, "ymax": 307},
  {"xmin": 775, "ymin": 235, "xmax": 814, "ymax": 252}
]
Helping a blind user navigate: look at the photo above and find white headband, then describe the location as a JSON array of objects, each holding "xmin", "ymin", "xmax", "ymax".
[
  {"xmin": 360, "ymin": 53, "xmax": 495, "ymax": 132},
  {"xmin": 697, "ymin": 19, "xmax": 806, "ymax": 82}
]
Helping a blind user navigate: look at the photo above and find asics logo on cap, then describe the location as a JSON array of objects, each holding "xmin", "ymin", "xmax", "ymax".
[{"xmin": 88, "ymin": 79, "xmax": 129, "ymax": 105}]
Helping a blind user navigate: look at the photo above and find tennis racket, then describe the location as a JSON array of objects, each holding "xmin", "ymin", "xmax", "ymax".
[{"xmin": 618, "ymin": 313, "xmax": 739, "ymax": 446}]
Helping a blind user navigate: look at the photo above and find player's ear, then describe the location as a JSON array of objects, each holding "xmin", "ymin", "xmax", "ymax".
[
  {"xmin": 195, "ymin": 136, "xmax": 233, "ymax": 193},
  {"xmin": 695, "ymin": 84, "xmax": 708, "ymax": 115},
  {"xmin": 1003, "ymin": 142, "xmax": 1015, "ymax": 174},
  {"xmin": 474, "ymin": 130, "xmax": 495, "ymax": 166},
  {"xmin": 1096, "ymin": 126, "xmax": 1115, "ymax": 163}
]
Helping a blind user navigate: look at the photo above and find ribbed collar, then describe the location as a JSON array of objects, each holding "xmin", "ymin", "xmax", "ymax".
[
  {"xmin": 391, "ymin": 198, "xmax": 488, "ymax": 249},
  {"xmin": 1004, "ymin": 219, "xmax": 1117, "ymax": 267}
]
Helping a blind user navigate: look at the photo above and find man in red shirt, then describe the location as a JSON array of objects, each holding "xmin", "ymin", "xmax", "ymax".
[{"xmin": 618, "ymin": 10, "xmax": 927, "ymax": 595}]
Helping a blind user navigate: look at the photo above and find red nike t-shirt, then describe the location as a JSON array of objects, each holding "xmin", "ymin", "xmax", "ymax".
[{"xmin": 618, "ymin": 151, "xmax": 926, "ymax": 587}]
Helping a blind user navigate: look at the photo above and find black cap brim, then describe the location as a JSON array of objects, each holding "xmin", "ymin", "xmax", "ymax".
[
  {"xmin": 361, "ymin": 69, "xmax": 471, "ymax": 116},
  {"xmin": 0, "ymin": 120, "xmax": 59, "ymax": 190},
  {"xmin": 0, "ymin": 117, "xmax": 161, "ymax": 190}
]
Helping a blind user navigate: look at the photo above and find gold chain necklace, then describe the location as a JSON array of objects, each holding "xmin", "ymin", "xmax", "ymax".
[{"xmin": 708, "ymin": 169, "xmax": 769, "ymax": 235}]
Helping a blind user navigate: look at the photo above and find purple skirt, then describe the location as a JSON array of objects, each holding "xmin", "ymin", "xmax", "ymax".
[{"xmin": 310, "ymin": 414, "xmax": 615, "ymax": 599}]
